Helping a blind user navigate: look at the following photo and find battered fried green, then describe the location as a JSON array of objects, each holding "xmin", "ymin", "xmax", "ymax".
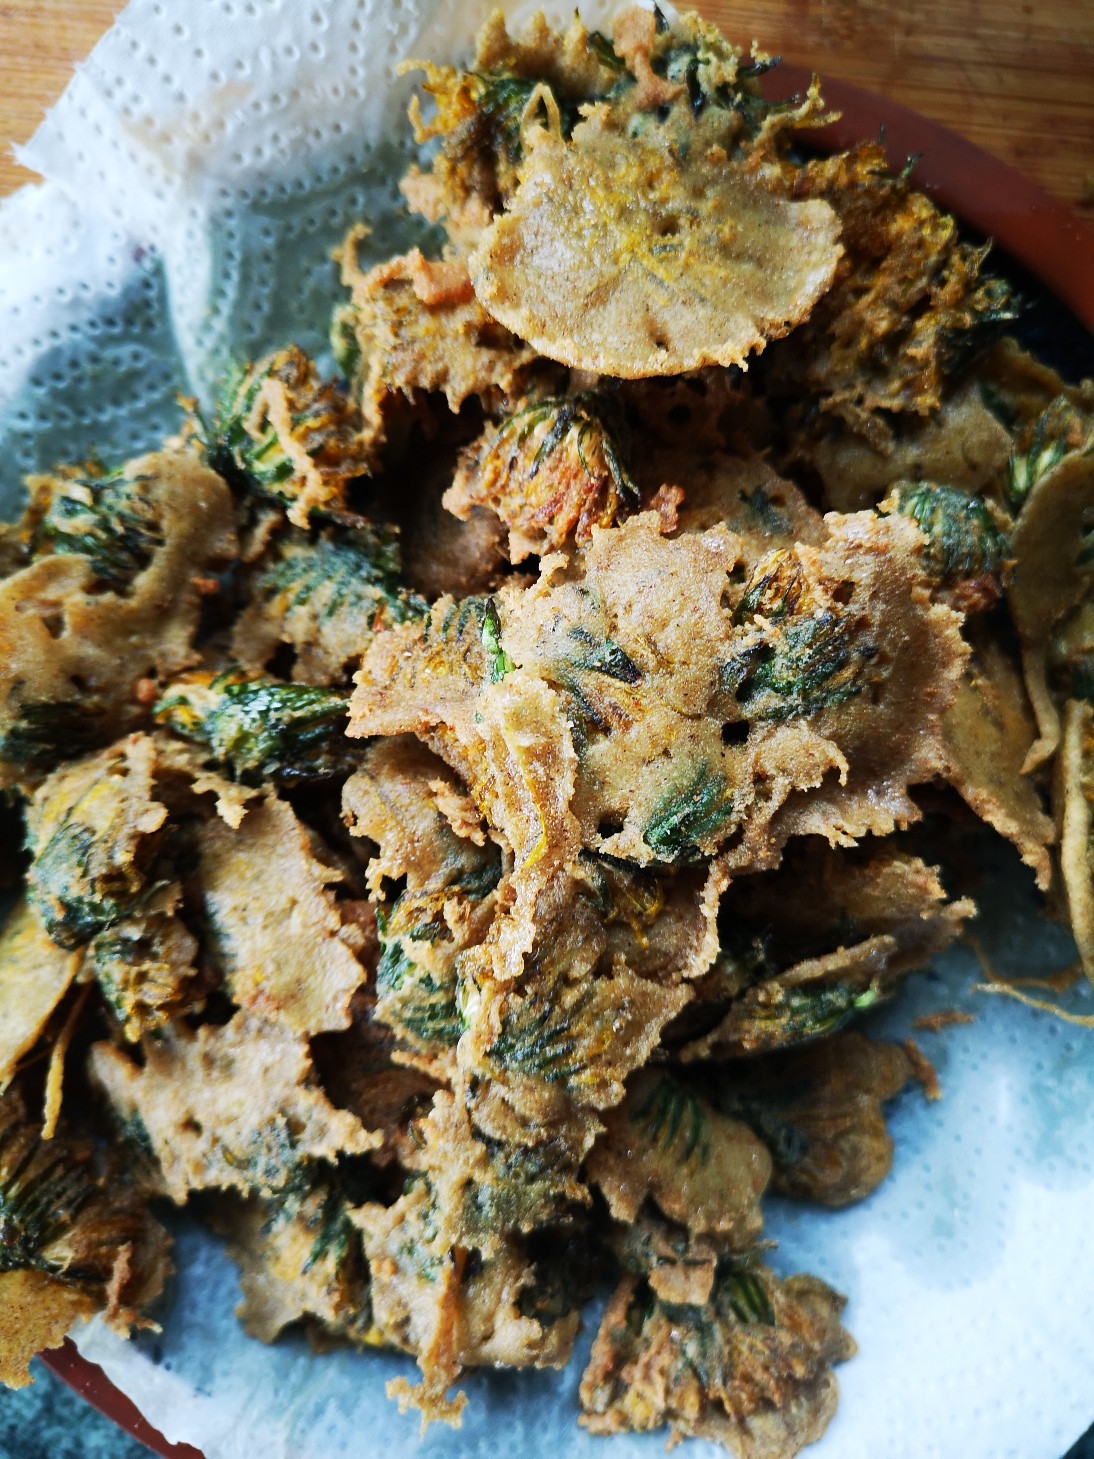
[{"xmin": 0, "ymin": 7, "xmax": 1087, "ymax": 1456}]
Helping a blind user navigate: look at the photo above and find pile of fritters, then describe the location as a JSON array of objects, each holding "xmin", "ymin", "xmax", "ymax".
[{"xmin": 1, "ymin": 9, "xmax": 1091, "ymax": 1457}]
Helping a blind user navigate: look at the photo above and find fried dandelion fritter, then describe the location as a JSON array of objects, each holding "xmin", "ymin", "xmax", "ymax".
[{"xmin": 0, "ymin": 6, "xmax": 1089, "ymax": 1455}]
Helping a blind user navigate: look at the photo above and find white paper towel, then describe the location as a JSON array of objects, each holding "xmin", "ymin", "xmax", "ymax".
[{"xmin": 2, "ymin": 3, "xmax": 1092, "ymax": 1456}]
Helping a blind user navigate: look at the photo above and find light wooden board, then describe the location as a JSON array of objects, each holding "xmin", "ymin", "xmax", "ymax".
[{"xmin": 0, "ymin": 0, "xmax": 1091, "ymax": 207}]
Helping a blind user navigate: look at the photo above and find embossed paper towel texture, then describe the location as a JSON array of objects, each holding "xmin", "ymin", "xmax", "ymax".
[
  {"xmin": 1, "ymin": 3, "xmax": 1093, "ymax": 1457},
  {"xmin": 2, "ymin": 0, "xmax": 617, "ymax": 498}
]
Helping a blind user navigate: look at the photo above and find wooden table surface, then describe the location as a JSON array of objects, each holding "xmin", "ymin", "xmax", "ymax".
[{"xmin": 0, "ymin": 0, "xmax": 1092, "ymax": 208}]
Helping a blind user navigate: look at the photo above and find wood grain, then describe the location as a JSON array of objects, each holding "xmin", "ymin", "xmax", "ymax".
[
  {"xmin": 699, "ymin": 0, "xmax": 1094, "ymax": 210},
  {"xmin": 0, "ymin": 1, "xmax": 120, "ymax": 196},
  {"xmin": 0, "ymin": 0, "xmax": 1091, "ymax": 208}
]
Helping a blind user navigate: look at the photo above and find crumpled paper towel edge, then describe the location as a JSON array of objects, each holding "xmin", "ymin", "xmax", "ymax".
[
  {"xmin": 3, "ymin": 2, "xmax": 1093, "ymax": 1457},
  {"xmin": 11, "ymin": 0, "xmax": 635, "ymax": 401}
]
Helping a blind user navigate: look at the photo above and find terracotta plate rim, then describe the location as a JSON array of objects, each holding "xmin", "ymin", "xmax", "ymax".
[
  {"xmin": 41, "ymin": 1339, "xmax": 203, "ymax": 1459},
  {"xmin": 766, "ymin": 64, "xmax": 1094, "ymax": 331},
  {"xmin": 37, "ymin": 65, "xmax": 1094, "ymax": 1459}
]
